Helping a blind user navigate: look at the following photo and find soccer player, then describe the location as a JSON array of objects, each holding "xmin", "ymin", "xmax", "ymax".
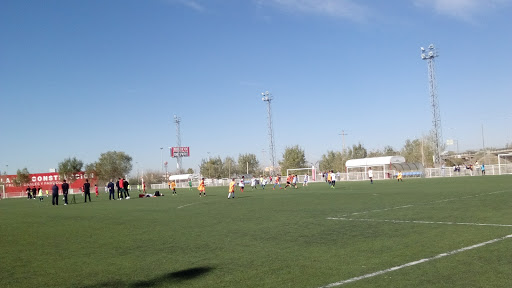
[
  {"xmin": 251, "ymin": 177, "xmax": 257, "ymax": 190},
  {"xmin": 273, "ymin": 175, "xmax": 282, "ymax": 190},
  {"xmin": 284, "ymin": 174, "xmax": 291, "ymax": 189},
  {"xmin": 481, "ymin": 164, "xmax": 486, "ymax": 175},
  {"xmin": 38, "ymin": 188, "xmax": 43, "ymax": 201},
  {"xmin": 239, "ymin": 176, "xmax": 245, "ymax": 193},
  {"xmin": 188, "ymin": 179, "xmax": 193, "ymax": 190},
  {"xmin": 228, "ymin": 178, "xmax": 236, "ymax": 199},
  {"xmin": 95, "ymin": 184, "xmax": 99, "ymax": 197},
  {"xmin": 330, "ymin": 170, "xmax": 336, "ymax": 189},
  {"xmin": 171, "ymin": 181, "xmax": 177, "ymax": 195},
  {"xmin": 368, "ymin": 167, "xmax": 374, "ymax": 184},
  {"xmin": 261, "ymin": 176, "xmax": 266, "ymax": 189},
  {"xmin": 303, "ymin": 173, "xmax": 309, "ymax": 187},
  {"xmin": 292, "ymin": 174, "xmax": 298, "ymax": 189},
  {"xmin": 327, "ymin": 172, "xmax": 332, "ymax": 186},
  {"xmin": 397, "ymin": 171, "xmax": 403, "ymax": 182},
  {"xmin": 198, "ymin": 178, "xmax": 206, "ymax": 197}
]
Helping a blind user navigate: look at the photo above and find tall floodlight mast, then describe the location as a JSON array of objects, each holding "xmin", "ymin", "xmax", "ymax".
[
  {"xmin": 421, "ymin": 44, "xmax": 443, "ymax": 166},
  {"xmin": 262, "ymin": 91, "xmax": 276, "ymax": 176},
  {"xmin": 173, "ymin": 115, "xmax": 183, "ymax": 171}
]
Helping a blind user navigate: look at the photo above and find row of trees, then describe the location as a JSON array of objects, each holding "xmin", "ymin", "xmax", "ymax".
[{"xmin": 198, "ymin": 136, "xmax": 439, "ymax": 179}]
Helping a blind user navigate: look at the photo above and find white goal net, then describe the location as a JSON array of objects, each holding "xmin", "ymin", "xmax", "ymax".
[
  {"xmin": 498, "ymin": 153, "xmax": 512, "ymax": 175},
  {"xmin": 286, "ymin": 168, "xmax": 314, "ymax": 183}
]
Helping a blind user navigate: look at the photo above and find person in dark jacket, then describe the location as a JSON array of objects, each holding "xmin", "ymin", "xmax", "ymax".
[
  {"xmin": 62, "ymin": 179, "xmax": 70, "ymax": 205},
  {"xmin": 83, "ymin": 179, "xmax": 91, "ymax": 202},
  {"xmin": 107, "ymin": 179, "xmax": 115, "ymax": 200},
  {"xmin": 123, "ymin": 178, "xmax": 130, "ymax": 199},
  {"xmin": 26, "ymin": 187, "xmax": 31, "ymax": 199},
  {"xmin": 31, "ymin": 186, "xmax": 37, "ymax": 200},
  {"xmin": 52, "ymin": 183, "xmax": 59, "ymax": 206}
]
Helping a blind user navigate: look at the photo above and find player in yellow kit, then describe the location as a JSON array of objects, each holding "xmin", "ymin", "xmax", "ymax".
[
  {"xmin": 397, "ymin": 171, "xmax": 403, "ymax": 182},
  {"xmin": 171, "ymin": 181, "xmax": 177, "ymax": 195},
  {"xmin": 198, "ymin": 178, "xmax": 206, "ymax": 197},
  {"xmin": 228, "ymin": 178, "xmax": 236, "ymax": 199}
]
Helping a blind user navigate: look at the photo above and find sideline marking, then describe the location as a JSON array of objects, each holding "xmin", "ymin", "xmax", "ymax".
[
  {"xmin": 317, "ymin": 234, "xmax": 512, "ymax": 287},
  {"xmin": 339, "ymin": 189, "xmax": 511, "ymax": 217},
  {"xmin": 327, "ymin": 217, "xmax": 512, "ymax": 228},
  {"xmin": 177, "ymin": 202, "xmax": 200, "ymax": 209}
]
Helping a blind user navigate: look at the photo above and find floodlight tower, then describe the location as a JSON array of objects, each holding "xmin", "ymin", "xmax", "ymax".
[
  {"xmin": 421, "ymin": 44, "xmax": 443, "ymax": 166},
  {"xmin": 262, "ymin": 91, "xmax": 276, "ymax": 176},
  {"xmin": 173, "ymin": 115, "xmax": 183, "ymax": 171}
]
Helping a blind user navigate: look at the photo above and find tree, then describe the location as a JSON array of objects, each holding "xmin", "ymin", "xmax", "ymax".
[
  {"xmin": 401, "ymin": 137, "xmax": 434, "ymax": 167},
  {"xmin": 14, "ymin": 168, "xmax": 31, "ymax": 187},
  {"xmin": 141, "ymin": 169, "xmax": 164, "ymax": 185},
  {"xmin": 186, "ymin": 168, "xmax": 194, "ymax": 174},
  {"xmin": 346, "ymin": 143, "xmax": 368, "ymax": 160},
  {"xmin": 223, "ymin": 156, "xmax": 237, "ymax": 178},
  {"xmin": 237, "ymin": 153, "xmax": 259, "ymax": 175},
  {"xmin": 279, "ymin": 145, "xmax": 307, "ymax": 175},
  {"xmin": 319, "ymin": 151, "xmax": 344, "ymax": 172},
  {"xmin": 200, "ymin": 156, "xmax": 223, "ymax": 179},
  {"xmin": 57, "ymin": 157, "xmax": 83, "ymax": 182},
  {"xmin": 91, "ymin": 151, "xmax": 133, "ymax": 182}
]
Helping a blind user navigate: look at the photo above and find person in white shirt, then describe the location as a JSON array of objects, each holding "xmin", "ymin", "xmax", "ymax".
[
  {"xmin": 303, "ymin": 173, "xmax": 309, "ymax": 187},
  {"xmin": 330, "ymin": 170, "xmax": 336, "ymax": 189},
  {"xmin": 292, "ymin": 174, "xmax": 298, "ymax": 189},
  {"xmin": 251, "ymin": 177, "xmax": 257, "ymax": 190},
  {"xmin": 368, "ymin": 167, "xmax": 374, "ymax": 184},
  {"xmin": 239, "ymin": 176, "xmax": 245, "ymax": 192}
]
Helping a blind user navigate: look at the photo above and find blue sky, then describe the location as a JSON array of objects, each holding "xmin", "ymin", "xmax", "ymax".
[{"xmin": 1, "ymin": 0, "xmax": 511, "ymax": 174}]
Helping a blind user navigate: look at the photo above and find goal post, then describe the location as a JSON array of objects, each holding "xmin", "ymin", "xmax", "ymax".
[
  {"xmin": 286, "ymin": 167, "xmax": 315, "ymax": 183},
  {"xmin": 0, "ymin": 185, "xmax": 5, "ymax": 200},
  {"xmin": 498, "ymin": 153, "xmax": 512, "ymax": 175}
]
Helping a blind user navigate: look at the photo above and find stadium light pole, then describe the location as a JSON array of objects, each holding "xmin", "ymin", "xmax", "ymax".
[
  {"xmin": 339, "ymin": 130, "xmax": 348, "ymax": 152},
  {"xmin": 421, "ymin": 44, "xmax": 443, "ymax": 166},
  {"xmin": 160, "ymin": 147, "xmax": 163, "ymax": 174},
  {"xmin": 262, "ymin": 91, "xmax": 276, "ymax": 176},
  {"xmin": 173, "ymin": 115, "xmax": 183, "ymax": 172}
]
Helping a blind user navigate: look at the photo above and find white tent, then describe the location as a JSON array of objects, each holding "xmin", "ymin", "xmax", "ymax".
[
  {"xmin": 169, "ymin": 174, "xmax": 194, "ymax": 181},
  {"xmin": 345, "ymin": 156, "xmax": 406, "ymax": 180}
]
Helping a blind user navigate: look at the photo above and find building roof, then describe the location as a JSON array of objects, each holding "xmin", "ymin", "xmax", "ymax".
[{"xmin": 346, "ymin": 156, "xmax": 406, "ymax": 168}]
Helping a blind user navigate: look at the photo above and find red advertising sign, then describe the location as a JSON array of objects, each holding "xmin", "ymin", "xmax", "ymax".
[
  {"xmin": 170, "ymin": 147, "xmax": 190, "ymax": 158},
  {"xmin": 0, "ymin": 172, "xmax": 97, "ymax": 196}
]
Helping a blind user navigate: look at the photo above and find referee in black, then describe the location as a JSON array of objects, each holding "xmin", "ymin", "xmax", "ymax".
[{"xmin": 83, "ymin": 179, "xmax": 91, "ymax": 203}]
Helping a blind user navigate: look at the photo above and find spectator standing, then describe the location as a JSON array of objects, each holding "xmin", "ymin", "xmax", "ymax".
[
  {"xmin": 123, "ymin": 178, "xmax": 130, "ymax": 199},
  {"xmin": 52, "ymin": 183, "xmax": 59, "ymax": 206},
  {"xmin": 107, "ymin": 179, "xmax": 115, "ymax": 200},
  {"xmin": 62, "ymin": 179, "xmax": 70, "ymax": 205},
  {"xmin": 31, "ymin": 186, "xmax": 37, "ymax": 200},
  {"xmin": 83, "ymin": 179, "xmax": 91, "ymax": 202}
]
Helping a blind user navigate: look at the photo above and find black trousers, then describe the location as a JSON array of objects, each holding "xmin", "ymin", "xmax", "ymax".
[
  {"xmin": 63, "ymin": 193, "xmax": 68, "ymax": 204},
  {"xmin": 84, "ymin": 191, "xmax": 91, "ymax": 202},
  {"xmin": 109, "ymin": 191, "xmax": 115, "ymax": 200},
  {"xmin": 52, "ymin": 193, "xmax": 58, "ymax": 205}
]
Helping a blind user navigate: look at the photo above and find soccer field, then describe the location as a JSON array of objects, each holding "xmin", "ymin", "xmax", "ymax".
[{"xmin": 1, "ymin": 176, "xmax": 511, "ymax": 288}]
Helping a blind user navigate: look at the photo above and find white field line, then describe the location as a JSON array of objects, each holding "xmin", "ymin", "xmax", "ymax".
[
  {"xmin": 327, "ymin": 217, "xmax": 512, "ymax": 228},
  {"xmin": 318, "ymin": 234, "xmax": 512, "ymax": 287},
  {"xmin": 339, "ymin": 189, "xmax": 511, "ymax": 217},
  {"xmin": 177, "ymin": 202, "xmax": 201, "ymax": 209}
]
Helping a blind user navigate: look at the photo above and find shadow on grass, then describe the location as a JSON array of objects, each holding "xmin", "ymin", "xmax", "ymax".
[{"xmin": 81, "ymin": 266, "xmax": 214, "ymax": 288}]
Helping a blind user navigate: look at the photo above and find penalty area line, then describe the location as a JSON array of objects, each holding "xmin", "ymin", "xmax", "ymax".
[
  {"xmin": 317, "ymin": 234, "xmax": 512, "ymax": 287},
  {"xmin": 177, "ymin": 202, "xmax": 201, "ymax": 209},
  {"xmin": 327, "ymin": 217, "xmax": 512, "ymax": 228}
]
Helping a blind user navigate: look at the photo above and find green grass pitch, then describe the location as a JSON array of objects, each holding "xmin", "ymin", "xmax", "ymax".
[{"xmin": 1, "ymin": 176, "xmax": 511, "ymax": 288}]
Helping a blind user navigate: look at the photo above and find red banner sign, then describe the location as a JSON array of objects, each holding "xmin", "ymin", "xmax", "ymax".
[
  {"xmin": 170, "ymin": 147, "xmax": 190, "ymax": 158},
  {"xmin": 0, "ymin": 172, "xmax": 97, "ymax": 195}
]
